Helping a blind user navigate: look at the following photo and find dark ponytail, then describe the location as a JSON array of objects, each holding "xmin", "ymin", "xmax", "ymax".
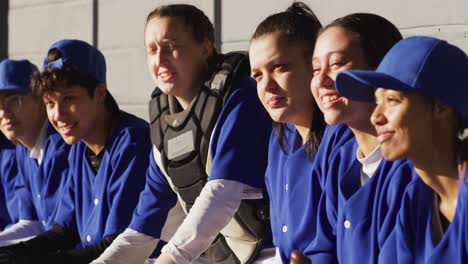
[{"xmin": 251, "ymin": 1, "xmax": 325, "ymax": 157}]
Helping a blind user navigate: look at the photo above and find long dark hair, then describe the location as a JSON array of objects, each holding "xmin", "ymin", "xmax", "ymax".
[
  {"xmin": 321, "ymin": 13, "xmax": 402, "ymax": 69},
  {"xmin": 251, "ymin": 1, "xmax": 325, "ymax": 156}
]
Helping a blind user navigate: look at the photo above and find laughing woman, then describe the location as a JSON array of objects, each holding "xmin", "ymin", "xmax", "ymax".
[
  {"xmin": 309, "ymin": 13, "xmax": 417, "ymax": 264},
  {"xmin": 336, "ymin": 36, "xmax": 468, "ymax": 263}
]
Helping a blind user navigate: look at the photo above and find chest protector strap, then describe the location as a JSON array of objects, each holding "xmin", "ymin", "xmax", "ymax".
[{"xmin": 149, "ymin": 52, "xmax": 269, "ymax": 264}]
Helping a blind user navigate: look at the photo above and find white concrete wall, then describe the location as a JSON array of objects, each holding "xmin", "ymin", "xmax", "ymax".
[{"xmin": 7, "ymin": 0, "xmax": 468, "ymax": 120}]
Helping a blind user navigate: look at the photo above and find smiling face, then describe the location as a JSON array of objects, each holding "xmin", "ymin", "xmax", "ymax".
[
  {"xmin": 371, "ymin": 88, "xmax": 434, "ymax": 160},
  {"xmin": 43, "ymin": 85, "xmax": 105, "ymax": 145},
  {"xmin": 144, "ymin": 16, "xmax": 211, "ymax": 104},
  {"xmin": 249, "ymin": 32, "xmax": 315, "ymax": 126},
  {"xmin": 0, "ymin": 92, "xmax": 44, "ymax": 144},
  {"xmin": 311, "ymin": 26, "xmax": 374, "ymax": 126}
]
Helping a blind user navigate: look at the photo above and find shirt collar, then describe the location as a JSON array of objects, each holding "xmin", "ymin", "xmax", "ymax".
[
  {"xmin": 356, "ymin": 145, "xmax": 383, "ymax": 182},
  {"xmin": 29, "ymin": 121, "xmax": 49, "ymax": 165}
]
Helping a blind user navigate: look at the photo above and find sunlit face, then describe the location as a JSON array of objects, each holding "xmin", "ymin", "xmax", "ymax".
[
  {"xmin": 144, "ymin": 16, "xmax": 211, "ymax": 100},
  {"xmin": 249, "ymin": 32, "xmax": 315, "ymax": 126},
  {"xmin": 371, "ymin": 88, "xmax": 433, "ymax": 160},
  {"xmin": 0, "ymin": 92, "xmax": 44, "ymax": 143},
  {"xmin": 311, "ymin": 26, "xmax": 374, "ymax": 126},
  {"xmin": 44, "ymin": 85, "xmax": 104, "ymax": 145}
]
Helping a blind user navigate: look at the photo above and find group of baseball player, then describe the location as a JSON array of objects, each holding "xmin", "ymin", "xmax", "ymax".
[{"xmin": 0, "ymin": 2, "xmax": 467, "ymax": 264}]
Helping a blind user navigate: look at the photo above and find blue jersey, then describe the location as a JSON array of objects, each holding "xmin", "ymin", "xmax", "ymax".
[
  {"xmin": 311, "ymin": 139, "xmax": 415, "ymax": 264},
  {"xmin": 266, "ymin": 124, "xmax": 353, "ymax": 262},
  {"xmin": 379, "ymin": 176, "xmax": 468, "ymax": 263},
  {"xmin": 130, "ymin": 76, "xmax": 272, "ymax": 241},
  {"xmin": 0, "ymin": 136, "xmax": 18, "ymax": 229},
  {"xmin": 54, "ymin": 111, "xmax": 150, "ymax": 247},
  {"xmin": 15, "ymin": 124, "xmax": 70, "ymax": 230}
]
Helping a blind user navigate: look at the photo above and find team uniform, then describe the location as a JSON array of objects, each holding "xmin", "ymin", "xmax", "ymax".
[
  {"xmin": 310, "ymin": 138, "xmax": 416, "ymax": 264},
  {"xmin": 54, "ymin": 110, "xmax": 150, "ymax": 247},
  {"xmin": 266, "ymin": 123, "xmax": 353, "ymax": 262},
  {"xmin": 378, "ymin": 175, "xmax": 468, "ymax": 263},
  {"xmin": 15, "ymin": 123, "xmax": 70, "ymax": 230},
  {"xmin": 92, "ymin": 74, "xmax": 273, "ymax": 264},
  {"xmin": 0, "ymin": 135, "xmax": 18, "ymax": 230},
  {"xmin": 0, "ymin": 122, "xmax": 70, "ymax": 247}
]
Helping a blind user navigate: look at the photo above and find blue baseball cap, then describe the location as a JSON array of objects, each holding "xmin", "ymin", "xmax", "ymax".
[
  {"xmin": 335, "ymin": 36, "xmax": 468, "ymax": 121},
  {"xmin": 0, "ymin": 59, "xmax": 38, "ymax": 94},
  {"xmin": 43, "ymin": 39, "xmax": 106, "ymax": 84}
]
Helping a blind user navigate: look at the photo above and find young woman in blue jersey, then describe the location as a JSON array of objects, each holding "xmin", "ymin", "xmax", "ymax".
[
  {"xmin": 92, "ymin": 4, "xmax": 273, "ymax": 264},
  {"xmin": 335, "ymin": 36, "xmax": 468, "ymax": 263},
  {"xmin": 308, "ymin": 14, "xmax": 417, "ymax": 263},
  {"xmin": 0, "ymin": 40, "xmax": 150, "ymax": 264},
  {"xmin": 249, "ymin": 3, "xmax": 351, "ymax": 262},
  {"xmin": 0, "ymin": 59, "xmax": 70, "ymax": 247}
]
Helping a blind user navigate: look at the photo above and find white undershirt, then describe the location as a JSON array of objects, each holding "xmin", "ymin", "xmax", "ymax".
[
  {"xmin": 0, "ymin": 121, "xmax": 49, "ymax": 246},
  {"xmin": 356, "ymin": 145, "xmax": 383, "ymax": 186},
  {"xmin": 91, "ymin": 180, "xmax": 275, "ymax": 264},
  {"xmin": 29, "ymin": 121, "xmax": 48, "ymax": 165}
]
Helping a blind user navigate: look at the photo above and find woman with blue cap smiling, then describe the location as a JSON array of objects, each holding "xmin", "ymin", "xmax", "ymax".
[
  {"xmin": 308, "ymin": 13, "xmax": 417, "ymax": 264},
  {"xmin": 336, "ymin": 36, "xmax": 468, "ymax": 263}
]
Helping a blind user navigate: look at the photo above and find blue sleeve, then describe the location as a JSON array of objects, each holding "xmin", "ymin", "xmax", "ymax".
[
  {"xmin": 1, "ymin": 145, "xmax": 19, "ymax": 226},
  {"xmin": 15, "ymin": 147, "xmax": 38, "ymax": 221},
  {"xmin": 0, "ymin": 178, "xmax": 7, "ymax": 229},
  {"xmin": 308, "ymin": 148, "xmax": 343, "ymax": 263},
  {"xmin": 208, "ymin": 76, "xmax": 272, "ymax": 189},
  {"xmin": 306, "ymin": 125, "xmax": 353, "ymax": 262},
  {"xmin": 103, "ymin": 131, "xmax": 151, "ymax": 237},
  {"xmin": 129, "ymin": 149, "xmax": 178, "ymax": 238},
  {"xmin": 54, "ymin": 168, "xmax": 77, "ymax": 231}
]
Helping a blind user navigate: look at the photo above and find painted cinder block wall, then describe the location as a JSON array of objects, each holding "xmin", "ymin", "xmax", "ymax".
[{"xmin": 5, "ymin": 0, "xmax": 468, "ymax": 120}]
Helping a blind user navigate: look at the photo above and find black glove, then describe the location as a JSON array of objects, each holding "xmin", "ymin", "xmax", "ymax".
[
  {"xmin": 0, "ymin": 248, "xmax": 34, "ymax": 264},
  {"xmin": 0, "ymin": 248, "xmax": 15, "ymax": 264}
]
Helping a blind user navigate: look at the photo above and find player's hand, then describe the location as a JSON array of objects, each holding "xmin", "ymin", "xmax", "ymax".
[
  {"xmin": 290, "ymin": 249, "xmax": 311, "ymax": 264},
  {"xmin": 153, "ymin": 253, "xmax": 176, "ymax": 264}
]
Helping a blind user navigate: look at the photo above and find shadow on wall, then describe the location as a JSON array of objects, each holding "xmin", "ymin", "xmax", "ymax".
[{"xmin": 0, "ymin": 0, "xmax": 7, "ymax": 60}]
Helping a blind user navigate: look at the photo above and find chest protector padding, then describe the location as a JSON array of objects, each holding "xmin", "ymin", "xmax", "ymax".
[{"xmin": 149, "ymin": 52, "xmax": 269, "ymax": 264}]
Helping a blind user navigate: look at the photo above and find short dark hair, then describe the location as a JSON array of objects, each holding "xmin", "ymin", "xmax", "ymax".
[
  {"xmin": 322, "ymin": 13, "xmax": 403, "ymax": 69},
  {"xmin": 251, "ymin": 1, "xmax": 322, "ymax": 59},
  {"xmin": 145, "ymin": 4, "xmax": 215, "ymax": 48}
]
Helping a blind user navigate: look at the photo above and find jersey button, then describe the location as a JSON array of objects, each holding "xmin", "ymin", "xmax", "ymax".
[
  {"xmin": 285, "ymin": 184, "xmax": 288, "ymax": 191},
  {"xmin": 86, "ymin": 235, "xmax": 91, "ymax": 242},
  {"xmin": 94, "ymin": 198, "xmax": 99, "ymax": 206},
  {"xmin": 344, "ymin": 220, "xmax": 351, "ymax": 229},
  {"xmin": 42, "ymin": 220, "xmax": 46, "ymax": 226},
  {"xmin": 37, "ymin": 194, "xmax": 41, "ymax": 199},
  {"xmin": 282, "ymin": 225, "xmax": 288, "ymax": 233}
]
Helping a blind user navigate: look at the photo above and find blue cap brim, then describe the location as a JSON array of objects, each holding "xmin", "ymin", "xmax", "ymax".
[{"xmin": 336, "ymin": 70, "xmax": 414, "ymax": 102}]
